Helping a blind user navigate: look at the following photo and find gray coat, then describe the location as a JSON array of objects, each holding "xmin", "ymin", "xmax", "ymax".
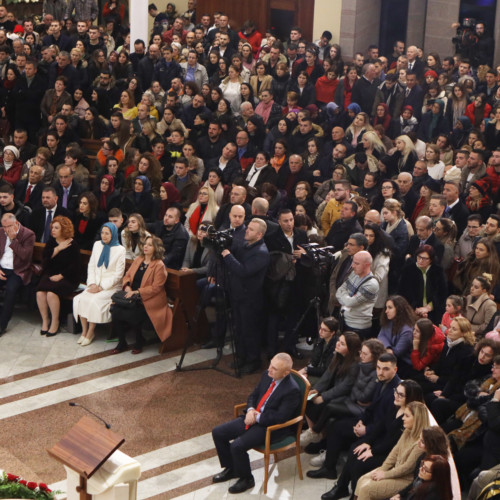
[
  {"xmin": 345, "ymin": 362, "xmax": 378, "ymax": 416},
  {"xmin": 314, "ymin": 358, "xmax": 360, "ymax": 404}
]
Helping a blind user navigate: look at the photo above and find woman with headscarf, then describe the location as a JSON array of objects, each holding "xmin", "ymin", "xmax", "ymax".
[
  {"xmin": 418, "ymin": 99, "xmax": 449, "ymax": 142},
  {"xmin": 0, "ymin": 145, "xmax": 23, "ymax": 186},
  {"xmin": 120, "ymin": 175, "xmax": 155, "ymax": 221},
  {"xmin": 392, "ymin": 105, "xmax": 419, "ymax": 137},
  {"xmin": 372, "ymin": 103, "xmax": 392, "ymax": 134},
  {"xmin": 451, "ymin": 115, "xmax": 472, "ymax": 149},
  {"xmin": 96, "ymin": 174, "xmax": 120, "ymax": 216},
  {"xmin": 73, "ymin": 222, "xmax": 126, "ymax": 346},
  {"xmin": 157, "ymin": 181, "xmax": 181, "ymax": 220}
]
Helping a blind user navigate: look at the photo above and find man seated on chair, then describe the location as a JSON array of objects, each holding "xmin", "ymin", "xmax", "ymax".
[{"xmin": 212, "ymin": 353, "xmax": 301, "ymax": 493}]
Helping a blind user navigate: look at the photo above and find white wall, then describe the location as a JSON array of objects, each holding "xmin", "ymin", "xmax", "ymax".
[{"xmin": 313, "ymin": 0, "xmax": 342, "ymax": 44}]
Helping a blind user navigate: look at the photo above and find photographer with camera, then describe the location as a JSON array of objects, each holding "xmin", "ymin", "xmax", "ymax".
[
  {"xmin": 452, "ymin": 19, "xmax": 493, "ymax": 68},
  {"xmin": 200, "ymin": 204, "xmax": 247, "ymax": 350},
  {"xmin": 220, "ymin": 218, "xmax": 270, "ymax": 374}
]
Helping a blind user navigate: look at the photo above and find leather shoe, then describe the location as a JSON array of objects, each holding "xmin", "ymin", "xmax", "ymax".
[
  {"xmin": 228, "ymin": 476, "xmax": 255, "ymax": 494},
  {"xmin": 212, "ymin": 468, "xmax": 235, "ymax": 483},
  {"xmin": 321, "ymin": 484, "xmax": 350, "ymax": 500},
  {"xmin": 307, "ymin": 466, "xmax": 337, "ymax": 480},
  {"xmin": 131, "ymin": 347, "xmax": 143, "ymax": 355},
  {"xmin": 239, "ymin": 361, "xmax": 261, "ymax": 375}
]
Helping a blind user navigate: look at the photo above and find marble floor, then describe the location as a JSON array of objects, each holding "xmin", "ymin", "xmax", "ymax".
[{"xmin": 0, "ymin": 306, "xmax": 339, "ymax": 500}]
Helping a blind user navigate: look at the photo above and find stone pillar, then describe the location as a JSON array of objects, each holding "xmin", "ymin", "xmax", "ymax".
[
  {"xmin": 340, "ymin": 0, "xmax": 382, "ymax": 59},
  {"xmin": 130, "ymin": 0, "xmax": 150, "ymax": 50},
  {"xmin": 406, "ymin": 0, "xmax": 426, "ymax": 48},
  {"xmin": 423, "ymin": 0, "xmax": 459, "ymax": 57}
]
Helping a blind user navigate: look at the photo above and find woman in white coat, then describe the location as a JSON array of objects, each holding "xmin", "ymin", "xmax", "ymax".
[{"xmin": 73, "ymin": 222, "xmax": 126, "ymax": 346}]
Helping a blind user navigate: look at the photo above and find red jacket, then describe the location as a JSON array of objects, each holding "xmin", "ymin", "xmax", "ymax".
[
  {"xmin": 1, "ymin": 159, "xmax": 23, "ymax": 186},
  {"xmin": 315, "ymin": 76, "xmax": 339, "ymax": 104},
  {"xmin": 239, "ymin": 30, "xmax": 262, "ymax": 57},
  {"xmin": 465, "ymin": 102, "xmax": 492, "ymax": 126},
  {"xmin": 411, "ymin": 325, "xmax": 445, "ymax": 371}
]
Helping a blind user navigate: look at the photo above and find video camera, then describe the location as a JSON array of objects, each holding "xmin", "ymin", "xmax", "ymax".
[
  {"xmin": 452, "ymin": 18, "xmax": 479, "ymax": 57},
  {"xmin": 203, "ymin": 226, "xmax": 234, "ymax": 253},
  {"xmin": 300, "ymin": 243, "xmax": 336, "ymax": 268}
]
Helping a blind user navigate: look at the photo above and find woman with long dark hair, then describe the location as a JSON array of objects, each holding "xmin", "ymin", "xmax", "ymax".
[{"xmin": 73, "ymin": 192, "xmax": 105, "ymax": 250}]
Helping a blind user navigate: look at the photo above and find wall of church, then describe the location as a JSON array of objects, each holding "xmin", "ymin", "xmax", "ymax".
[{"xmin": 313, "ymin": 0, "xmax": 342, "ymax": 44}]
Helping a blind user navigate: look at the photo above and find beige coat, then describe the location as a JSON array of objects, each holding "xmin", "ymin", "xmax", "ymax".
[
  {"xmin": 123, "ymin": 258, "xmax": 172, "ymax": 342},
  {"xmin": 465, "ymin": 293, "xmax": 497, "ymax": 337}
]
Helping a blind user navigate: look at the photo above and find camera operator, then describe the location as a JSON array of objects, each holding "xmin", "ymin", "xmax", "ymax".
[
  {"xmin": 452, "ymin": 19, "xmax": 493, "ymax": 67},
  {"xmin": 265, "ymin": 208, "xmax": 308, "ymax": 359},
  {"xmin": 200, "ymin": 204, "xmax": 247, "ymax": 349},
  {"xmin": 221, "ymin": 218, "xmax": 270, "ymax": 374}
]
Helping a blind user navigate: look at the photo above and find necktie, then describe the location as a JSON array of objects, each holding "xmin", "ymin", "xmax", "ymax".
[
  {"xmin": 24, "ymin": 185, "xmax": 32, "ymax": 203},
  {"xmin": 405, "ymin": 87, "xmax": 410, "ymax": 98},
  {"xmin": 246, "ymin": 381, "xmax": 276, "ymax": 430},
  {"xmin": 43, "ymin": 210, "xmax": 53, "ymax": 243},
  {"xmin": 62, "ymin": 188, "xmax": 69, "ymax": 208}
]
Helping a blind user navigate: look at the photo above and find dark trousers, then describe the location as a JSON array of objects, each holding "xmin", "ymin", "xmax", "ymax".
[
  {"xmin": 232, "ymin": 297, "xmax": 263, "ymax": 364},
  {"xmin": 344, "ymin": 323, "xmax": 373, "ymax": 340},
  {"xmin": 212, "ymin": 416, "xmax": 266, "ymax": 478},
  {"xmin": 324, "ymin": 417, "xmax": 358, "ymax": 471},
  {"xmin": 0, "ymin": 268, "xmax": 23, "ymax": 330},
  {"xmin": 111, "ymin": 304, "xmax": 148, "ymax": 349},
  {"xmin": 197, "ymin": 278, "xmax": 228, "ymax": 347}
]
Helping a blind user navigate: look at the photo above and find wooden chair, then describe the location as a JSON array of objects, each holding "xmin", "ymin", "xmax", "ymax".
[{"xmin": 233, "ymin": 370, "xmax": 310, "ymax": 494}]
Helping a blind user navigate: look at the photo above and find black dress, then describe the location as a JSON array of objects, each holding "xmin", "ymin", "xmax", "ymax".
[
  {"xmin": 37, "ymin": 238, "xmax": 81, "ymax": 296},
  {"xmin": 73, "ymin": 213, "xmax": 106, "ymax": 250}
]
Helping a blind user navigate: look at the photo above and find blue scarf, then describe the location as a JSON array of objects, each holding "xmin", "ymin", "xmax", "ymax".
[
  {"xmin": 97, "ymin": 222, "xmax": 120, "ymax": 268},
  {"xmin": 134, "ymin": 175, "xmax": 152, "ymax": 203}
]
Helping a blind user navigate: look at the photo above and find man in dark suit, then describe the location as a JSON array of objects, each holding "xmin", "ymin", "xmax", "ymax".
[
  {"xmin": 15, "ymin": 164, "xmax": 44, "ymax": 211},
  {"xmin": 14, "ymin": 60, "xmax": 47, "ymax": 144},
  {"xmin": 350, "ymin": 63, "xmax": 378, "ymax": 115},
  {"xmin": 265, "ymin": 209, "xmax": 308, "ymax": 358},
  {"xmin": 54, "ymin": 166, "xmax": 83, "ymax": 216},
  {"xmin": 215, "ymin": 186, "xmax": 251, "ymax": 230},
  {"xmin": 406, "ymin": 215, "xmax": 444, "ymax": 264},
  {"xmin": 48, "ymin": 52, "xmax": 80, "ymax": 94},
  {"xmin": 29, "ymin": 187, "xmax": 71, "ymax": 242},
  {"xmin": 318, "ymin": 353, "xmax": 401, "ymax": 498},
  {"xmin": 0, "ymin": 213, "xmax": 35, "ymax": 334},
  {"xmin": 212, "ymin": 353, "xmax": 301, "ymax": 493},
  {"xmin": 443, "ymin": 180, "xmax": 469, "ymax": 237},
  {"xmin": 402, "ymin": 72, "xmax": 425, "ymax": 120}
]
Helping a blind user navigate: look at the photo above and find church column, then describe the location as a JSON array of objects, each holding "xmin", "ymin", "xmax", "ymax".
[{"xmin": 129, "ymin": 0, "xmax": 150, "ymax": 50}]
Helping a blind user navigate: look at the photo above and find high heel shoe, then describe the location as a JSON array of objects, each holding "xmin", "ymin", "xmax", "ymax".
[
  {"xmin": 40, "ymin": 329, "xmax": 48, "ymax": 336},
  {"xmin": 81, "ymin": 334, "xmax": 95, "ymax": 346},
  {"xmin": 77, "ymin": 335, "xmax": 85, "ymax": 344},
  {"xmin": 46, "ymin": 325, "xmax": 60, "ymax": 337}
]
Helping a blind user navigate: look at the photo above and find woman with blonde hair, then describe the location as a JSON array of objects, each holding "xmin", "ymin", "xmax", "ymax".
[
  {"xmin": 355, "ymin": 401, "xmax": 430, "ymax": 499},
  {"xmin": 184, "ymin": 186, "xmax": 219, "ymax": 237},
  {"xmin": 381, "ymin": 198, "xmax": 409, "ymax": 258},
  {"xmin": 121, "ymin": 213, "xmax": 151, "ymax": 261},
  {"xmin": 345, "ymin": 112, "xmax": 373, "ymax": 148},
  {"xmin": 360, "ymin": 130, "xmax": 386, "ymax": 159},
  {"xmin": 385, "ymin": 135, "xmax": 418, "ymax": 176}
]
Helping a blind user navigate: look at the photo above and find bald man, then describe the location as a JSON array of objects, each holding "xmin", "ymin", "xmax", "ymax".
[{"xmin": 336, "ymin": 250, "xmax": 379, "ymax": 338}]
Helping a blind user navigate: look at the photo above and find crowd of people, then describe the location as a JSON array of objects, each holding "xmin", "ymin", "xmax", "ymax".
[{"xmin": 0, "ymin": 1, "xmax": 499, "ymax": 498}]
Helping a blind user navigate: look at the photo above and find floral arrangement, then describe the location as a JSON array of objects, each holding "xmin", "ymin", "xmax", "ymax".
[{"xmin": 0, "ymin": 471, "xmax": 61, "ymax": 499}]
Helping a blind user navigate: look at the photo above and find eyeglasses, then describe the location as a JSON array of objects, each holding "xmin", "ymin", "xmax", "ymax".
[
  {"xmin": 381, "ymin": 185, "xmax": 393, "ymax": 190},
  {"xmin": 394, "ymin": 389, "xmax": 405, "ymax": 398},
  {"xmin": 416, "ymin": 255, "xmax": 430, "ymax": 261}
]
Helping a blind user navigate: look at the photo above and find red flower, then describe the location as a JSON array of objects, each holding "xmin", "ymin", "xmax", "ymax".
[
  {"xmin": 39, "ymin": 482, "xmax": 49, "ymax": 491},
  {"xmin": 19, "ymin": 479, "xmax": 27, "ymax": 485},
  {"xmin": 27, "ymin": 481, "xmax": 37, "ymax": 490},
  {"xmin": 7, "ymin": 473, "xmax": 19, "ymax": 481}
]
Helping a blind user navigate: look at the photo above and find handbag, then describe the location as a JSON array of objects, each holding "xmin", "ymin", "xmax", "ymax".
[{"xmin": 111, "ymin": 290, "xmax": 141, "ymax": 309}]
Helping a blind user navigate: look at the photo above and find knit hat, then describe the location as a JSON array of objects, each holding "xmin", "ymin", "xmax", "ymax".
[
  {"xmin": 3, "ymin": 145, "xmax": 19, "ymax": 159},
  {"xmin": 443, "ymin": 166, "xmax": 462, "ymax": 184},
  {"xmin": 347, "ymin": 102, "xmax": 361, "ymax": 114},
  {"xmin": 424, "ymin": 70, "xmax": 438, "ymax": 79},
  {"xmin": 471, "ymin": 178, "xmax": 490, "ymax": 196},
  {"xmin": 305, "ymin": 104, "xmax": 319, "ymax": 115},
  {"xmin": 326, "ymin": 102, "xmax": 339, "ymax": 113}
]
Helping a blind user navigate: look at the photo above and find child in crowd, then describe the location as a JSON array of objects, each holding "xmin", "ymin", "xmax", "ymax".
[{"xmin": 440, "ymin": 295, "xmax": 464, "ymax": 335}]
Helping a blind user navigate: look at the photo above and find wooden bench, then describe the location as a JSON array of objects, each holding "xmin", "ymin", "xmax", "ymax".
[{"xmin": 30, "ymin": 242, "xmax": 208, "ymax": 351}]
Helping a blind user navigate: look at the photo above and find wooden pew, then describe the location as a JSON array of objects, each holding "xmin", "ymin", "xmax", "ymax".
[{"xmin": 31, "ymin": 243, "xmax": 208, "ymax": 351}]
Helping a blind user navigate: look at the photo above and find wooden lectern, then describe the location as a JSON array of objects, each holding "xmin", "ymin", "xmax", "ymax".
[{"xmin": 48, "ymin": 416, "xmax": 125, "ymax": 500}]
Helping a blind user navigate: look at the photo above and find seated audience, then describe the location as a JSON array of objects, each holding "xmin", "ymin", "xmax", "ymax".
[
  {"xmin": 121, "ymin": 213, "xmax": 151, "ymax": 261},
  {"xmin": 72, "ymin": 192, "xmax": 105, "ymax": 250},
  {"xmin": 464, "ymin": 275, "xmax": 497, "ymax": 337},
  {"xmin": 111, "ymin": 235, "xmax": 172, "ymax": 354}
]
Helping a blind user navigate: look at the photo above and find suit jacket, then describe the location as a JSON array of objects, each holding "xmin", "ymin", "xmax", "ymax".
[
  {"xmin": 15, "ymin": 180, "xmax": 44, "ymax": 211},
  {"xmin": 403, "ymin": 85, "xmax": 425, "ymax": 120},
  {"xmin": 447, "ymin": 201, "xmax": 470, "ymax": 237},
  {"xmin": 14, "ymin": 74, "xmax": 47, "ymax": 123},
  {"xmin": 247, "ymin": 371, "xmax": 301, "ymax": 430},
  {"xmin": 406, "ymin": 232, "xmax": 444, "ymax": 264},
  {"xmin": 0, "ymin": 224, "xmax": 35, "ymax": 284},
  {"xmin": 29, "ymin": 206, "xmax": 71, "ymax": 242},
  {"xmin": 55, "ymin": 181, "xmax": 83, "ymax": 216}
]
